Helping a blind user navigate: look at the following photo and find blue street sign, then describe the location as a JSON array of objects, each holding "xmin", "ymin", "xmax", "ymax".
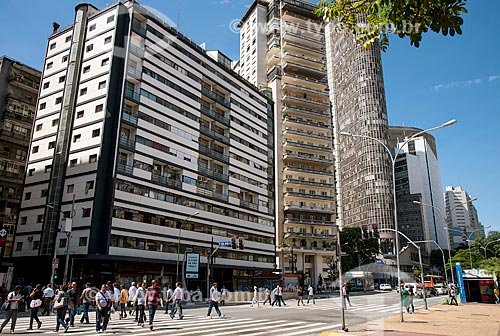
[{"xmin": 218, "ymin": 242, "xmax": 232, "ymax": 247}]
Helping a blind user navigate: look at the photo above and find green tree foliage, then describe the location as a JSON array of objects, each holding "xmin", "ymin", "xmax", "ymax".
[
  {"xmin": 315, "ymin": 0, "xmax": 468, "ymax": 50},
  {"xmin": 448, "ymin": 248, "xmax": 483, "ymax": 270},
  {"xmin": 472, "ymin": 231, "xmax": 500, "ymax": 258},
  {"xmin": 478, "ymin": 257, "xmax": 500, "ymax": 281},
  {"xmin": 340, "ymin": 227, "xmax": 380, "ymax": 272}
]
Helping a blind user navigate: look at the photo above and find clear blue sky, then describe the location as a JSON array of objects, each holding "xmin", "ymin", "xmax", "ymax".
[{"xmin": 1, "ymin": 0, "xmax": 498, "ymax": 233}]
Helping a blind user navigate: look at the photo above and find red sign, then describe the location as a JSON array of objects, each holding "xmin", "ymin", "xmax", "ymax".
[{"xmin": 0, "ymin": 238, "xmax": 6, "ymax": 247}]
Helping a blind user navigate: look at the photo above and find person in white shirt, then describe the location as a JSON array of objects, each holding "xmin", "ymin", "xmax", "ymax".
[
  {"xmin": 95, "ymin": 284, "xmax": 111, "ymax": 333},
  {"xmin": 220, "ymin": 286, "xmax": 226, "ymax": 305},
  {"xmin": 207, "ymin": 282, "xmax": 224, "ymax": 318},
  {"xmin": 42, "ymin": 284, "xmax": 55, "ymax": 316},
  {"xmin": 128, "ymin": 282, "xmax": 137, "ymax": 318},
  {"xmin": 251, "ymin": 286, "xmax": 260, "ymax": 307},
  {"xmin": 133, "ymin": 282, "xmax": 147, "ymax": 326},
  {"xmin": 0, "ymin": 285, "xmax": 24, "ymax": 333},
  {"xmin": 169, "ymin": 282, "xmax": 184, "ymax": 319},
  {"xmin": 307, "ymin": 285, "xmax": 315, "ymax": 304},
  {"xmin": 113, "ymin": 283, "xmax": 120, "ymax": 311}
]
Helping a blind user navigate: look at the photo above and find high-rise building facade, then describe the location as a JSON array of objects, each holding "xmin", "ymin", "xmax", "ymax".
[
  {"xmin": 389, "ymin": 127, "xmax": 448, "ymax": 254},
  {"xmin": 325, "ymin": 21, "xmax": 394, "ymax": 252},
  {"xmin": 0, "ymin": 57, "xmax": 40, "ymax": 273},
  {"xmin": 13, "ymin": 1, "xmax": 275, "ymax": 290},
  {"xmin": 238, "ymin": 0, "xmax": 336, "ymax": 284},
  {"xmin": 444, "ymin": 186, "xmax": 483, "ymax": 249}
]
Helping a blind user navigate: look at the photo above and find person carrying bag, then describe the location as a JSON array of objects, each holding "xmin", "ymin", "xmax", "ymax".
[{"xmin": 0, "ymin": 285, "xmax": 24, "ymax": 334}]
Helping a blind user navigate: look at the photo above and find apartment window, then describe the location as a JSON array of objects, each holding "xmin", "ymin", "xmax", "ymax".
[
  {"xmin": 95, "ymin": 104, "xmax": 103, "ymax": 113},
  {"xmin": 101, "ymin": 58, "xmax": 109, "ymax": 66},
  {"xmin": 43, "ymin": 82, "xmax": 50, "ymax": 89},
  {"xmin": 35, "ymin": 124, "xmax": 42, "ymax": 131},
  {"xmin": 15, "ymin": 242, "xmax": 23, "ymax": 251},
  {"xmin": 80, "ymin": 88, "xmax": 87, "ymax": 96},
  {"xmin": 86, "ymin": 44, "xmax": 93, "ymax": 52},
  {"xmin": 98, "ymin": 81, "xmax": 106, "ymax": 89},
  {"xmin": 65, "ymin": 35, "xmax": 72, "ymax": 42},
  {"xmin": 39, "ymin": 102, "xmax": 46, "ymax": 110},
  {"xmin": 28, "ymin": 168, "xmax": 35, "ymax": 176},
  {"xmin": 59, "ymin": 238, "xmax": 67, "ymax": 248},
  {"xmin": 67, "ymin": 184, "xmax": 74, "ymax": 193},
  {"xmin": 32, "ymin": 146, "xmax": 39, "ymax": 153},
  {"xmin": 85, "ymin": 180, "xmax": 94, "ymax": 193},
  {"xmin": 59, "ymin": 75, "xmax": 65, "ymax": 83},
  {"xmin": 55, "ymin": 96, "xmax": 62, "ymax": 104},
  {"xmin": 33, "ymin": 241, "xmax": 40, "ymax": 250},
  {"xmin": 52, "ymin": 119, "xmax": 59, "ymax": 127},
  {"xmin": 79, "ymin": 237, "xmax": 88, "ymax": 247},
  {"xmin": 76, "ymin": 111, "xmax": 84, "ymax": 119},
  {"xmin": 46, "ymin": 62, "xmax": 53, "ymax": 69},
  {"xmin": 73, "ymin": 134, "xmax": 81, "ymax": 142},
  {"xmin": 25, "ymin": 192, "xmax": 31, "ymax": 200},
  {"xmin": 41, "ymin": 189, "xmax": 48, "ymax": 197},
  {"xmin": 107, "ymin": 15, "xmax": 114, "ymax": 23},
  {"xmin": 92, "ymin": 129, "xmax": 100, "ymax": 137},
  {"xmin": 89, "ymin": 154, "xmax": 97, "ymax": 163},
  {"xmin": 104, "ymin": 36, "xmax": 112, "ymax": 44},
  {"xmin": 50, "ymin": 42, "xmax": 56, "ymax": 50},
  {"xmin": 48, "ymin": 141, "xmax": 55, "ymax": 149},
  {"xmin": 82, "ymin": 208, "xmax": 91, "ymax": 217},
  {"xmin": 62, "ymin": 55, "xmax": 68, "ymax": 62},
  {"xmin": 89, "ymin": 24, "xmax": 96, "ymax": 32},
  {"xmin": 44, "ymin": 165, "xmax": 51, "ymax": 173},
  {"xmin": 83, "ymin": 65, "xmax": 90, "ymax": 73},
  {"xmin": 20, "ymin": 217, "xmax": 27, "ymax": 225},
  {"xmin": 69, "ymin": 159, "xmax": 78, "ymax": 167}
]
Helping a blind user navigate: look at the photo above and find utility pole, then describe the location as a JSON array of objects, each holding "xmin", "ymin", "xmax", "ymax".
[{"xmin": 62, "ymin": 194, "xmax": 75, "ymax": 284}]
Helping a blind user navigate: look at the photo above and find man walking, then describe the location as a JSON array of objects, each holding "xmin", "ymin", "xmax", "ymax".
[
  {"xmin": 164, "ymin": 285, "xmax": 174, "ymax": 314},
  {"xmin": 343, "ymin": 284, "xmax": 352, "ymax": 307},
  {"xmin": 170, "ymin": 282, "xmax": 184, "ymax": 319},
  {"xmin": 128, "ymin": 282, "xmax": 137, "ymax": 318},
  {"xmin": 251, "ymin": 286, "xmax": 260, "ymax": 307},
  {"xmin": 80, "ymin": 283, "xmax": 92, "ymax": 324},
  {"xmin": 67, "ymin": 282, "xmax": 80, "ymax": 327},
  {"xmin": 271, "ymin": 285, "xmax": 281, "ymax": 306},
  {"xmin": 449, "ymin": 286, "xmax": 458, "ymax": 306},
  {"xmin": 133, "ymin": 282, "xmax": 147, "ymax": 327},
  {"xmin": 146, "ymin": 280, "xmax": 161, "ymax": 331},
  {"xmin": 42, "ymin": 284, "xmax": 54, "ymax": 316},
  {"xmin": 307, "ymin": 285, "xmax": 315, "ymax": 304},
  {"xmin": 95, "ymin": 284, "xmax": 111, "ymax": 333},
  {"xmin": 263, "ymin": 288, "xmax": 271, "ymax": 305},
  {"xmin": 207, "ymin": 282, "xmax": 224, "ymax": 318}
]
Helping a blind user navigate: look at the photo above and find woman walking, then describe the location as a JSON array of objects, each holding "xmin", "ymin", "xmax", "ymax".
[
  {"xmin": 297, "ymin": 286, "xmax": 304, "ymax": 306},
  {"xmin": 119, "ymin": 284, "xmax": 128, "ymax": 319},
  {"xmin": 53, "ymin": 285, "xmax": 70, "ymax": 333},
  {"xmin": 28, "ymin": 284, "xmax": 43, "ymax": 330},
  {"xmin": 0, "ymin": 285, "xmax": 24, "ymax": 334}
]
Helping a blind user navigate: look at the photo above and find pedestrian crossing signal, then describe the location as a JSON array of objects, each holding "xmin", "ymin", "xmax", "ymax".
[
  {"xmin": 231, "ymin": 237, "xmax": 237, "ymax": 249},
  {"xmin": 361, "ymin": 225, "xmax": 369, "ymax": 239},
  {"xmin": 372, "ymin": 225, "xmax": 380, "ymax": 238},
  {"xmin": 238, "ymin": 238, "xmax": 244, "ymax": 250}
]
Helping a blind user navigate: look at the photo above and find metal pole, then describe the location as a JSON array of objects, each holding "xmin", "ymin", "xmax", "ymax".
[
  {"xmin": 176, "ymin": 212, "xmax": 199, "ymax": 284},
  {"xmin": 62, "ymin": 194, "xmax": 75, "ymax": 284},
  {"xmin": 446, "ymin": 229, "xmax": 455, "ymax": 285},
  {"xmin": 468, "ymin": 237, "xmax": 473, "ymax": 269},
  {"xmin": 418, "ymin": 246, "xmax": 428, "ymax": 310},
  {"xmin": 69, "ymin": 256, "xmax": 74, "ymax": 282},
  {"xmin": 337, "ymin": 227, "xmax": 346, "ymax": 331}
]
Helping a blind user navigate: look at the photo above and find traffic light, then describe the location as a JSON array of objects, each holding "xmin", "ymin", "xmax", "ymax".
[
  {"xmin": 231, "ymin": 237, "xmax": 237, "ymax": 249},
  {"xmin": 238, "ymin": 238, "xmax": 244, "ymax": 250},
  {"xmin": 361, "ymin": 225, "xmax": 369, "ymax": 239},
  {"xmin": 53, "ymin": 269, "xmax": 58, "ymax": 280},
  {"xmin": 372, "ymin": 225, "xmax": 380, "ymax": 238}
]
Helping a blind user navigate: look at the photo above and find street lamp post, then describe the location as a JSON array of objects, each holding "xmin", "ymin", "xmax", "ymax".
[
  {"xmin": 414, "ymin": 198, "xmax": 477, "ymax": 285},
  {"xmin": 482, "ymin": 239, "xmax": 500, "ymax": 258},
  {"xmin": 46, "ymin": 194, "xmax": 76, "ymax": 285},
  {"xmin": 414, "ymin": 240, "xmax": 448, "ymax": 285},
  {"xmin": 283, "ymin": 232, "xmax": 296, "ymax": 274},
  {"xmin": 466, "ymin": 226, "xmax": 491, "ymax": 269},
  {"xmin": 340, "ymin": 119, "xmax": 456, "ymax": 322},
  {"xmin": 176, "ymin": 211, "xmax": 200, "ymax": 284}
]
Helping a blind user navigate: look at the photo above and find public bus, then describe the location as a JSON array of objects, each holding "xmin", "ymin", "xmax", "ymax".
[{"xmin": 424, "ymin": 275, "xmax": 445, "ymax": 288}]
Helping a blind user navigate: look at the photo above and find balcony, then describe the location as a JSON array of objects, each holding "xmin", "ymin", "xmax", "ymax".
[
  {"xmin": 284, "ymin": 191, "xmax": 335, "ymax": 201},
  {"xmin": 127, "ymin": 66, "xmax": 142, "ymax": 79},
  {"xmin": 116, "ymin": 163, "xmax": 134, "ymax": 176},
  {"xmin": 9, "ymin": 74, "xmax": 39, "ymax": 91},
  {"xmin": 132, "ymin": 22, "xmax": 147, "ymax": 37},
  {"xmin": 119, "ymin": 136, "xmax": 136, "ymax": 150},
  {"xmin": 283, "ymin": 116, "xmax": 329, "ymax": 129},
  {"xmin": 284, "ymin": 204, "xmax": 334, "ymax": 213},
  {"xmin": 122, "ymin": 111, "xmax": 138, "ymax": 126},
  {"xmin": 125, "ymin": 88, "xmax": 141, "ymax": 103},
  {"xmin": 198, "ymin": 164, "xmax": 229, "ymax": 182},
  {"xmin": 3, "ymin": 110, "xmax": 33, "ymax": 124},
  {"xmin": 0, "ymin": 170, "xmax": 24, "ymax": 181},
  {"xmin": 282, "ymin": 82, "xmax": 329, "ymax": 97},
  {"xmin": 201, "ymin": 87, "xmax": 230, "ymax": 108},
  {"xmin": 283, "ymin": 40, "xmax": 325, "ymax": 57},
  {"xmin": 285, "ymin": 218, "xmax": 336, "ymax": 226},
  {"xmin": 285, "ymin": 232, "xmax": 337, "ymax": 240},
  {"xmin": 240, "ymin": 200, "xmax": 259, "ymax": 211},
  {"xmin": 284, "ymin": 178, "xmax": 334, "ymax": 188},
  {"xmin": 199, "ymin": 145, "xmax": 229, "ymax": 164},
  {"xmin": 283, "ymin": 61, "xmax": 325, "ymax": 79},
  {"xmin": 283, "ymin": 152, "xmax": 333, "ymax": 164},
  {"xmin": 129, "ymin": 43, "xmax": 145, "ymax": 58},
  {"xmin": 199, "ymin": 124, "xmax": 229, "ymax": 145},
  {"xmin": 0, "ymin": 130, "xmax": 29, "ymax": 142},
  {"xmin": 283, "ymin": 93, "xmax": 329, "ymax": 109},
  {"xmin": 282, "ymin": 31, "xmax": 324, "ymax": 48},
  {"xmin": 196, "ymin": 187, "xmax": 228, "ymax": 202},
  {"xmin": 283, "ymin": 128, "xmax": 331, "ymax": 141},
  {"xmin": 283, "ymin": 141, "xmax": 331, "ymax": 152},
  {"xmin": 282, "ymin": 71, "xmax": 327, "ymax": 90},
  {"xmin": 151, "ymin": 173, "xmax": 183, "ymax": 190},
  {"xmin": 282, "ymin": 104, "xmax": 330, "ymax": 119},
  {"xmin": 284, "ymin": 165, "xmax": 333, "ymax": 176},
  {"xmin": 283, "ymin": 51, "xmax": 325, "ymax": 68},
  {"xmin": 200, "ymin": 105, "xmax": 230, "ymax": 126}
]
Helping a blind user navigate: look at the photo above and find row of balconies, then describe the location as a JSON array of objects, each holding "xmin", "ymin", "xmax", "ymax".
[
  {"xmin": 117, "ymin": 163, "xmax": 183, "ymax": 190},
  {"xmin": 282, "ymin": 103, "xmax": 330, "ymax": 119},
  {"xmin": 285, "ymin": 191, "xmax": 335, "ymax": 201},
  {"xmin": 201, "ymin": 87, "xmax": 231, "ymax": 108},
  {"xmin": 8, "ymin": 74, "xmax": 39, "ymax": 91},
  {"xmin": 284, "ymin": 178, "xmax": 334, "ymax": 188},
  {"xmin": 283, "ymin": 140, "xmax": 331, "ymax": 152},
  {"xmin": 282, "ymin": 82, "xmax": 329, "ymax": 97},
  {"xmin": 199, "ymin": 144, "xmax": 229, "ymax": 164},
  {"xmin": 284, "ymin": 203, "xmax": 334, "ymax": 213},
  {"xmin": 283, "ymin": 92, "xmax": 329, "ymax": 108},
  {"xmin": 283, "ymin": 51, "xmax": 325, "ymax": 67},
  {"xmin": 283, "ymin": 152, "xmax": 333, "ymax": 164},
  {"xmin": 199, "ymin": 124, "xmax": 229, "ymax": 145},
  {"xmin": 283, "ymin": 115, "xmax": 329, "ymax": 128},
  {"xmin": 283, "ymin": 128, "xmax": 331, "ymax": 141},
  {"xmin": 198, "ymin": 164, "xmax": 229, "ymax": 183},
  {"xmin": 3, "ymin": 110, "xmax": 34, "ymax": 124},
  {"xmin": 285, "ymin": 218, "xmax": 336, "ymax": 226},
  {"xmin": 283, "ymin": 60, "xmax": 325, "ymax": 78},
  {"xmin": 200, "ymin": 105, "xmax": 230, "ymax": 126},
  {"xmin": 284, "ymin": 165, "xmax": 333, "ymax": 176},
  {"xmin": 0, "ymin": 129, "xmax": 30, "ymax": 142},
  {"xmin": 283, "ymin": 41, "xmax": 325, "ymax": 57}
]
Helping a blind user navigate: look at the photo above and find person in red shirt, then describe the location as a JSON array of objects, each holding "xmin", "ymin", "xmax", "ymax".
[{"xmin": 146, "ymin": 280, "xmax": 161, "ymax": 331}]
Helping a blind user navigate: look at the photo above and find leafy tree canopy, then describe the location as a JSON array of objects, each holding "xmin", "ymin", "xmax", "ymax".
[
  {"xmin": 448, "ymin": 248, "xmax": 482, "ymax": 270},
  {"xmin": 316, "ymin": 0, "xmax": 468, "ymax": 50},
  {"xmin": 340, "ymin": 227, "xmax": 379, "ymax": 272}
]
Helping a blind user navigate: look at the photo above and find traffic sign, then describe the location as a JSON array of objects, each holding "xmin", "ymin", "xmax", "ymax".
[
  {"xmin": 218, "ymin": 242, "xmax": 232, "ymax": 247},
  {"xmin": 0, "ymin": 229, "xmax": 7, "ymax": 237},
  {"xmin": 185, "ymin": 273, "xmax": 198, "ymax": 279}
]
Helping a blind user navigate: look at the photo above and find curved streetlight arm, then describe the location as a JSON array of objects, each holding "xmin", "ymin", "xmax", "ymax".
[
  {"xmin": 176, "ymin": 211, "xmax": 200, "ymax": 284},
  {"xmin": 413, "ymin": 240, "xmax": 449, "ymax": 285}
]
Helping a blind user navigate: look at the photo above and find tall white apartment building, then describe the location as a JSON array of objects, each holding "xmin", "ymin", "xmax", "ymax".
[
  {"xmin": 444, "ymin": 186, "xmax": 483, "ymax": 249},
  {"xmin": 13, "ymin": 1, "xmax": 275, "ymax": 291},
  {"xmin": 238, "ymin": 0, "xmax": 336, "ymax": 285}
]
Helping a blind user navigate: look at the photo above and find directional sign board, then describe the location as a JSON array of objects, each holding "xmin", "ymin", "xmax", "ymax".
[
  {"xmin": 185, "ymin": 273, "xmax": 198, "ymax": 279},
  {"xmin": 218, "ymin": 242, "xmax": 232, "ymax": 247},
  {"xmin": 0, "ymin": 229, "xmax": 7, "ymax": 237}
]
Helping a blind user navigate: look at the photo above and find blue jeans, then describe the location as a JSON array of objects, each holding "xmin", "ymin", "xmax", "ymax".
[
  {"xmin": 148, "ymin": 305, "xmax": 157, "ymax": 325},
  {"xmin": 170, "ymin": 299, "xmax": 183, "ymax": 318},
  {"xmin": 207, "ymin": 300, "xmax": 221, "ymax": 317},
  {"xmin": 55, "ymin": 307, "xmax": 68, "ymax": 331},
  {"xmin": 96, "ymin": 307, "xmax": 110, "ymax": 332},
  {"xmin": 80, "ymin": 303, "xmax": 90, "ymax": 323}
]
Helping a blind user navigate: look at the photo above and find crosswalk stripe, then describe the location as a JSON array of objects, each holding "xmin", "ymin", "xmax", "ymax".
[
  {"xmin": 284, "ymin": 323, "xmax": 342, "ymax": 336},
  {"xmin": 159, "ymin": 318, "xmax": 258, "ymax": 335},
  {"xmin": 210, "ymin": 320, "xmax": 305, "ymax": 336}
]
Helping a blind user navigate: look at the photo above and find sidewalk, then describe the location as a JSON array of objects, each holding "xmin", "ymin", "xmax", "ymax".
[{"xmin": 320, "ymin": 303, "xmax": 500, "ymax": 336}]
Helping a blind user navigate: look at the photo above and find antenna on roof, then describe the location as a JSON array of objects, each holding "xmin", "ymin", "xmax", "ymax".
[{"xmin": 52, "ymin": 22, "xmax": 60, "ymax": 33}]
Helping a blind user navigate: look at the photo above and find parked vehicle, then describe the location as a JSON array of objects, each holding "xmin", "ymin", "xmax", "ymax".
[
  {"xmin": 379, "ymin": 283, "xmax": 392, "ymax": 291},
  {"xmin": 434, "ymin": 284, "xmax": 448, "ymax": 295},
  {"xmin": 416, "ymin": 285, "xmax": 438, "ymax": 298}
]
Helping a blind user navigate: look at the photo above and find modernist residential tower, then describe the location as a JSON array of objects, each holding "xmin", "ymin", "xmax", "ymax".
[
  {"xmin": 238, "ymin": 0, "xmax": 336, "ymax": 284},
  {"xmin": 13, "ymin": 1, "xmax": 275, "ymax": 291}
]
